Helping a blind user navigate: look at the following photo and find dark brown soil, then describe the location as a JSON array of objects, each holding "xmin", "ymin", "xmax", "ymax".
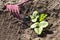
[{"xmin": 0, "ymin": 0, "xmax": 60, "ymax": 40}]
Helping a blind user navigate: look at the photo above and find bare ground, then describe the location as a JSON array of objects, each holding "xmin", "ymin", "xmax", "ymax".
[{"xmin": 0, "ymin": 0, "xmax": 60, "ymax": 40}]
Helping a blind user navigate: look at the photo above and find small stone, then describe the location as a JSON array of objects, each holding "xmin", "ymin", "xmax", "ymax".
[
  {"xmin": 32, "ymin": 37, "xmax": 40, "ymax": 40},
  {"xmin": 20, "ymin": 34, "xmax": 31, "ymax": 40}
]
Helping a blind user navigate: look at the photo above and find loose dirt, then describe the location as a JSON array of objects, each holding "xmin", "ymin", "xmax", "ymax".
[{"xmin": 0, "ymin": 0, "xmax": 60, "ymax": 40}]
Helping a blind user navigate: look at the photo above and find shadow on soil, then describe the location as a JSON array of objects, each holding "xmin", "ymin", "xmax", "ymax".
[
  {"xmin": 38, "ymin": 30, "xmax": 53, "ymax": 38},
  {"xmin": 38, "ymin": 24, "xmax": 53, "ymax": 38}
]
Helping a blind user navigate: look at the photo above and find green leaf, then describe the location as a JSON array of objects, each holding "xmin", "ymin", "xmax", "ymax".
[
  {"xmin": 33, "ymin": 11, "xmax": 39, "ymax": 16},
  {"xmin": 31, "ymin": 16, "xmax": 39, "ymax": 22},
  {"xmin": 39, "ymin": 21, "xmax": 48, "ymax": 28},
  {"xmin": 39, "ymin": 14, "xmax": 47, "ymax": 22},
  {"xmin": 30, "ymin": 11, "xmax": 39, "ymax": 22},
  {"xmin": 30, "ymin": 22, "xmax": 39, "ymax": 28},
  {"xmin": 34, "ymin": 27, "xmax": 43, "ymax": 35},
  {"xmin": 30, "ymin": 15, "xmax": 34, "ymax": 19}
]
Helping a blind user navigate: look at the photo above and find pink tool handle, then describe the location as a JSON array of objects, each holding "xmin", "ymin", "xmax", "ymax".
[{"xmin": 17, "ymin": 0, "xmax": 29, "ymax": 5}]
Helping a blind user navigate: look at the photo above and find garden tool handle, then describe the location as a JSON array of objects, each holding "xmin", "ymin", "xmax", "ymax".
[{"xmin": 16, "ymin": 0, "xmax": 29, "ymax": 6}]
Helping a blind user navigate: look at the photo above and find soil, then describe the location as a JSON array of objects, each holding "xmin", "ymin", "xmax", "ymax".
[{"xmin": 0, "ymin": 0, "xmax": 60, "ymax": 40}]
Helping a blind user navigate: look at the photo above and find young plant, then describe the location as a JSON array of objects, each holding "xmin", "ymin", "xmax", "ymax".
[
  {"xmin": 30, "ymin": 11, "xmax": 48, "ymax": 35},
  {"xmin": 30, "ymin": 21, "xmax": 48, "ymax": 35},
  {"xmin": 30, "ymin": 11, "xmax": 39, "ymax": 22},
  {"xmin": 39, "ymin": 14, "xmax": 47, "ymax": 22}
]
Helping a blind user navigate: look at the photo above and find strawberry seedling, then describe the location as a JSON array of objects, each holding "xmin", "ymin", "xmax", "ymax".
[{"xmin": 30, "ymin": 11, "xmax": 48, "ymax": 35}]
